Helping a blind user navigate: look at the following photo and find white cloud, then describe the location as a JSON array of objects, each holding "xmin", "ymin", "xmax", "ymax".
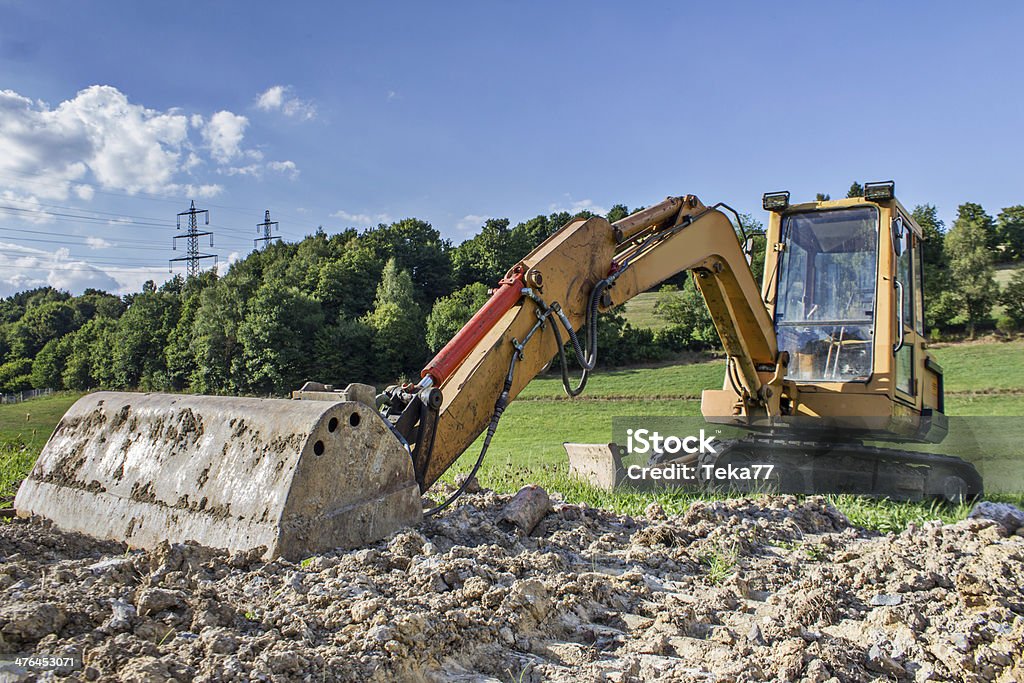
[
  {"xmin": 457, "ymin": 214, "xmax": 492, "ymax": 231},
  {"xmin": 221, "ymin": 160, "xmax": 299, "ymax": 180},
  {"xmin": 255, "ymin": 85, "xmax": 316, "ymax": 120},
  {"xmin": 109, "ymin": 268, "xmax": 177, "ymax": 295},
  {"xmin": 178, "ymin": 183, "xmax": 223, "ymax": 198},
  {"xmin": 256, "ymin": 86, "xmax": 285, "ymax": 111},
  {"xmin": 0, "ymin": 85, "xmax": 256, "ymax": 201},
  {"xmin": 222, "ymin": 164, "xmax": 261, "ymax": 177},
  {"xmin": 85, "ymin": 236, "xmax": 113, "ymax": 249},
  {"xmin": 182, "ymin": 152, "xmax": 203, "ymax": 171},
  {"xmin": 202, "ymin": 110, "xmax": 248, "ymax": 163},
  {"xmin": 215, "ymin": 251, "xmax": 242, "ymax": 276},
  {"xmin": 267, "ymin": 160, "xmax": 299, "ymax": 179},
  {"xmin": 548, "ymin": 197, "xmax": 610, "ymax": 218},
  {"xmin": 387, "ymin": 90, "xmax": 399, "ymax": 101},
  {"xmin": 330, "ymin": 209, "xmax": 392, "ymax": 227},
  {"xmin": 0, "ymin": 241, "xmax": 166, "ymax": 297},
  {"xmin": 0, "ymin": 192, "xmax": 51, "ymax": 224}
]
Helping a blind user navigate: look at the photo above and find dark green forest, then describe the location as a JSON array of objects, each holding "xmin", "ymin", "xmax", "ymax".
[{"xmin": 1, "ymin": 193, "xmax": 1023, "ymax": 396}]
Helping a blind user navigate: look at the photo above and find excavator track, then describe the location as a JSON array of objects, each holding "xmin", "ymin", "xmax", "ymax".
[
  {"xmin": 566, "ymin": 435, "xmax": 983, "ymax": 503},
  {"xmin": 696, "ymin": 436, "xmax": 983, "ymax": 503}
]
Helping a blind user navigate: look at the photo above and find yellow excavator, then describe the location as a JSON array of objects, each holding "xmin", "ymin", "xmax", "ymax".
[{"xmin": 15, "ymin": 183, "xmax": 981, "ymax": 559}]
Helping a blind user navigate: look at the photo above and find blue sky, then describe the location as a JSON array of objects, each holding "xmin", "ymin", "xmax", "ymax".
[{"xmin": 0, "ymin": 1, "xmax": 1021, "ymax": 295}]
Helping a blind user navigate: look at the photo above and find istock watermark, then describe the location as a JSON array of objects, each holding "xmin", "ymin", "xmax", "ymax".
[
  {"xmin": 624, "ymin": 428, "xmax": 718, "ymax": 455},
  {"xmin": 614, "ymin": 419, "xmax": 777, "ymax": 486}
]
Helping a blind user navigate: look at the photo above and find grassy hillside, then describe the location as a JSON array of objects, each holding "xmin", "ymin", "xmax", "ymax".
[
  {"xmin": 930, "ymin": 338, "xmax": 1024, "ymax": 394},
  {"xmin": 519, "ymin": 358, "xmax": 724, "ymax": 400},
  {"xmin": 619, "ymin": 291, "xmax": 671, "ymax": 331},
  {"xmin": 0, "ymin": 392, "xmax": 82, "ymax": 452},
  {"xmin": 994, "ymin": 261, "xmax": 1023, "ymax": 287}
]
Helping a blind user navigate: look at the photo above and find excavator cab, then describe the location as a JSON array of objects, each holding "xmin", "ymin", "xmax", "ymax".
[{"xmin": 710, "ymin": 182, "xmax": 946, "ymax": 444}]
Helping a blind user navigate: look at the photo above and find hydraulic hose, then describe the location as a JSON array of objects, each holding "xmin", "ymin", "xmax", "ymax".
[{"xmin": 551, "ymin": 276, "xmax": 611, "ymax": 396}]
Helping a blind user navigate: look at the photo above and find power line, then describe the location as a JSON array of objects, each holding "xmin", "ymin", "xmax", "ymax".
[
  {"xmin": 0, "ymin": 197, "xmax": 177, "ymax": 224},
  {"xmin": 0, "ymin": 168, "xmax": 314, "ymax": 225},
  {"xmin": 0, "ymin": 204, "xmax": 274, "ymax": 242},
  {"xmin": 0, "ymin": 263, "xmax": 172, "ymax": 274},
  {"xmin": 170, "ymin": 201, "xmax": 216, "ymax": 278},
  {"xmin": 0, "ymin": 205, "xmax": 173, "ymax": 228},
  {"xmin": 0, "ymin": 225, "xmax": 169, "ymax": 247},
  {"xmin": 0, "ymin": 234, "xmax": 168, "ymax": 251},
  {"xmin": 0, "ymin": 248, "xmax": 169, "ymax": 265}
]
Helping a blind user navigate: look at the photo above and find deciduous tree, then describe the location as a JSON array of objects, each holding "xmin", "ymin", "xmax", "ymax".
[
  {"xmin": 996, "ymin": 206, "xmax": 1024, "ymax": 262},
  {"xmin": 364, "ymin": 258, "xmax": 427, "ymax": 381},
  {"xmin": 946, "ymin": 203, "xmax": 999, "ymax": 337}
]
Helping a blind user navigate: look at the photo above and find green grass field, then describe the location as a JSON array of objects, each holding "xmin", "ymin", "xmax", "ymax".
[
  {"xmin": 994, "ymin": 262, "xmax": 1022, "ymax": 287},
  {"xmin": 930, "ymin": 338, "xmax": 1024, "ymax": 394},
  {"xmin": 2, "ymin": 338, "xmax": 1023, "ymax": 526},
  {"xmin": 0, "ymin": 392, "xmax": 83, "ymax": 505},
  {"xmin": 619, "ymin": 291, "xmax": 671, "ymax": 331},
  {"xmin": 0, "ymin": 392, "xmax": 81, "ymax": 451}
]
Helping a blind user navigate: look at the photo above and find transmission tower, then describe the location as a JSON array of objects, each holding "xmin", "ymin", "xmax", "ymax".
[
  {"xmin": 170, "ymin": 200, "xmax": 217, "ymax": 277},
  {"xmin": 255, "ymin": 209, "xmax": 281, "ymax": 249}
]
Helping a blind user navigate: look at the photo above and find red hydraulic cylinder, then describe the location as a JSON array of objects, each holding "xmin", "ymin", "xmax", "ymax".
[{"xmin": 421, "ymin": 271, "xmax": 526, "ymax": 386}]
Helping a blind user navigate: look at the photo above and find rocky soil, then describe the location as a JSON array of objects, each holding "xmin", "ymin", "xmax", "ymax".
[{"xmin": 0, "ymin": 493, "xmax": 1022, "ymax": 682}]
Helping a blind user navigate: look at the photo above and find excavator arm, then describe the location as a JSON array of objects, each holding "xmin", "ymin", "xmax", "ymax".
[{"xmin": 383, "ymin": 196, "xmax": 785, "ymax": 492}]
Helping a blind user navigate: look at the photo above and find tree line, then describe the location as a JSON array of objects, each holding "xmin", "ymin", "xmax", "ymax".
[{"xmin": 0, "ymin": 191, "xmax": 1021, "ymax": 395}]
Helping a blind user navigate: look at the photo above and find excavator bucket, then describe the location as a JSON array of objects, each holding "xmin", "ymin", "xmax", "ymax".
[{"xmin": 14, "ymin": 390, "xmax": 422, "ymax": 560}]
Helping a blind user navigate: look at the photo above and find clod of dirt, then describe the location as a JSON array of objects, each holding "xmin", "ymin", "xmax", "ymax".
[
  {"xmin": 499, "ymin": 484, "xmax": 551, "ymax": 534},
  {"xmin": 1, "ymin": 493, "xmax": 1022, "ymax": 682},
  {"xmin": 0, "ymin": 603, "xmax": 67, "ymax": 643},
  {"xmin": 453, "ymin": 473, "xmax": 483, "ymax": 493},
  {"xmin": 969, "ymin": 500, "xmax": 1024, "ymax": 534}
]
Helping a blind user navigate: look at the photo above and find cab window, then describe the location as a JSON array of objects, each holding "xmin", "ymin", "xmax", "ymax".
[{"xmin": 774, "ymin": 206, "xmax": 878, "ymax": 382}]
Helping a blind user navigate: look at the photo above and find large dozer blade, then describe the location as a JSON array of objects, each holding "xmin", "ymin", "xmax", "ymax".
[
  {"xmin": 564, "ymin": 442, "xmax": 625, "ymax": 491},
  {"xmin": 14, "ymin": 391, "xmax": 422, "ymax": 560}
]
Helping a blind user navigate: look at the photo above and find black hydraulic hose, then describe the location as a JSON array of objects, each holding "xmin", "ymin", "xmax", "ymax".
[
  {"xmin": 551, "ymin": 277, "xmax": 611, "ymax": 396},
  {"xmin": 549, "ymin": 319, "xmax": 588, "ymax": 397},
  {"xmin": 423, "ymin": 337, "xmax": 519, "ymax": 517}
]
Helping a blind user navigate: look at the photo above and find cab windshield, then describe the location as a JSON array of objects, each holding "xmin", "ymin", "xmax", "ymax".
[{"xmin": 774, "ymin": 206, "xmax": 878, "ymax": 382}]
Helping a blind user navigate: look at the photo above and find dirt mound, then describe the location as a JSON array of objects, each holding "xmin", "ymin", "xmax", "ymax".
[{"xmin": 1, "ymin": 493, "xmax": 1022, "ymax": 682}]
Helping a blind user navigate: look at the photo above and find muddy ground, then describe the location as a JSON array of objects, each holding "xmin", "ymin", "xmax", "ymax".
[{"xmin": 0, "ymin": 493, "xmax": 1022, "ymax": 682}]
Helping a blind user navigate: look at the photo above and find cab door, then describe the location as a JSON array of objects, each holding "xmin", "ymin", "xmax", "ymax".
[{"xmin": 892, "ymin": 212, "xmax": 922, "ymax": 404}]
